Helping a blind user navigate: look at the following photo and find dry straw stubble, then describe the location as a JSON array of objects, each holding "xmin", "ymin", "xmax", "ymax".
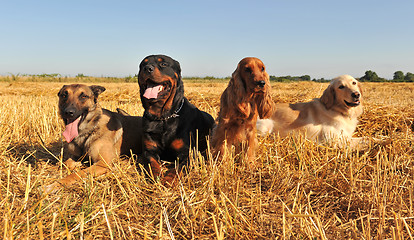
[{"xmin": 0, "ymin": 81, "xmax": 413, "ymax": 239}]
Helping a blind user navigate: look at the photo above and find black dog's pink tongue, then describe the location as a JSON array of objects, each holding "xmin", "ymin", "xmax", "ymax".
[
  {"xmin": 143, "ymin": 85, "xmax": 162, "ymax": 99},
  {"xmin": 62, "ymin": 117, "xmax": 81, "ymax": 143}
]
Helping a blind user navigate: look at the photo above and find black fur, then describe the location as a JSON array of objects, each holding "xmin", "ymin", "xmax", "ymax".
[{"xmin": 138, "ymin": 55, "xmax": 215, "ymax": 179}]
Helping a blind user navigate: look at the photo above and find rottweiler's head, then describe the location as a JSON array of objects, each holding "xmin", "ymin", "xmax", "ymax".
[
  {"xmin": 57, "ymin": 84, "xmax": 105, "ymax": 125},
  {"xmin": 138, "ymin": 55, "xmax": 183, "ymax": 117}
]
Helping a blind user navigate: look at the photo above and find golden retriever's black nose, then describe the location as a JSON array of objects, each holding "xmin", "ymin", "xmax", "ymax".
[
  {"xmin": 351, "ymin": 92, "xmax": 360, "ymax": 99},
  {"xmin": 257, "ymin": 80, "xmax": 266, "ymax": 88},
  {"xmin": 144, "ymin": 65, "xmax": 155, "ymax": 73}
]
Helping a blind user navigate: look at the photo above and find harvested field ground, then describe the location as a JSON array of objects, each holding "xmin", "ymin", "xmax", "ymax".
[{"xmin": 0, "ymin": 81, "xmax": 413, "ymax": 239}]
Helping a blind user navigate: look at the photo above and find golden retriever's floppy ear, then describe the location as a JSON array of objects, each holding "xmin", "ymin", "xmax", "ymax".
[
  {"xmin": 320, "ymin": 84, "xmax": 335, "ymax": 109},
  {"xmin": 357, "ymin": 81, "xmax": 363, "ymax": 97}
]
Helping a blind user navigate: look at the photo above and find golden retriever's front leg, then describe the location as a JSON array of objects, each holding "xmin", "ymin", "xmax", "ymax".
[{"xmin": 349, "ymin": 136, "xmax": 389, "ymax": 150}]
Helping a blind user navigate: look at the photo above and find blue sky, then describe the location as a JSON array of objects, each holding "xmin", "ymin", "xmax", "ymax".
[{"xmin": 1, "ymin": 0, "xmax": 413, "ymax": 79}]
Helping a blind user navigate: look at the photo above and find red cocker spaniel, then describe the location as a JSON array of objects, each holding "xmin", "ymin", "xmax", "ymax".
[{"xmin": 211, "ymin": 57, "xmax": 274, "ymax": 165}]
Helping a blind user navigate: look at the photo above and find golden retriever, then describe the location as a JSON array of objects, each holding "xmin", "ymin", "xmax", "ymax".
[{"xmin": 256, "ymin": 75, "xmax": 364, "ymax": 147}]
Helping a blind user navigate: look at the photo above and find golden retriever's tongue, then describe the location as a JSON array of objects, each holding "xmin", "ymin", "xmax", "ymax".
[
  {"xmin": 62, "ymin": 117, "xmax": 81, "ymax": 143},
  {"xmin": 143, "ymin": 85, "xmax": 162, "ymax": 99}
]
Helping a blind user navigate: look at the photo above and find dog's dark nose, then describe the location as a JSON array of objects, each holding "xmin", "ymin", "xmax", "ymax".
[
  {"xmin": 64, "ymin": 108, "xmax": 75, "ymax": 117},
  {"xmin": 144, "ymin": 65, "xmax": 154, "ymax": 73},
  {"xmin": 257, "ymin": 80, "xmax": 266, "ymax": 88},
  {"xmin": 351, "ymin": 92, "xmax": 360, "ymax": 99}
]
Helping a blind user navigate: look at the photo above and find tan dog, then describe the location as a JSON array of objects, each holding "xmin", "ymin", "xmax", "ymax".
[
  {"xmin": 257, "ymin": 75, "xmax": 364, "ymax": 147},
  {"xmin": 211, "ymin": 57, "xmax": 274, "ymax": 165},
  {"xmin": 44, "ymin": 84, "xmax": 142, "ymax": 193}
]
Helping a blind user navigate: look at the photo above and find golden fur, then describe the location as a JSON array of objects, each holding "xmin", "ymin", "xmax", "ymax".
[
  {"xmin": 44, "ymin": 84, "xmax": 142, "ymax": 194},
  {"xmin": 257, "ymin": 75, "xmax": 364, "ymax": 147},
  {"xmin": 211, "ymin": 57, "xmax": 274, "ymax": 164}
]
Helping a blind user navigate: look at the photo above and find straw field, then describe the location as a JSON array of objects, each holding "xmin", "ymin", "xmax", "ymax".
[{"xmin": 0, "ymin": 80, "xmax": 413, "ymax": 239}]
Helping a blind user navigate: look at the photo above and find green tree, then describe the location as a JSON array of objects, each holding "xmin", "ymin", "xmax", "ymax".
[
  {"xmin": 360, "ymin": 70, "xmax": 379, "ymax": 82},
  {"xmin": 300, "ymin": 75, "xmax": 311, "ymax": 81},
  {"xmin": 405, "ymin": 72, "xmax": 414, "ymax": 82},
  {"xmin": 393, "ymin": 71, "xmax": 404, "ymax": 81}
]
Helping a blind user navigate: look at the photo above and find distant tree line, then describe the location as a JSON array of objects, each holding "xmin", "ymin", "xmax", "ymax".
[
  {"xmin": 3, "ymin": 70, "xmax": 414, "ymax": 83},
  {"xmin": 358, "ymin": 70, "xmax": 414, "ymax": 82},
  {"xmin": 269, "ymin": 70, "xmax": 414, "ymax": 82},
  {"xmin": 269, "ymin": 75, "xmax": 311, "ymax": 82}
]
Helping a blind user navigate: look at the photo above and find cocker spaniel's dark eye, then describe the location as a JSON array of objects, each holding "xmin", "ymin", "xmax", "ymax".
[
  {"xmin": 338, "ymin": 85, "xmax": 345, "ymax": 89},
  {"xmin": 245, "ymin": 67, "xmax": 252, "ymax": 73},
  {"xmin": 261, "ymin": 66, "xmax": 265, "ymax": 72}
]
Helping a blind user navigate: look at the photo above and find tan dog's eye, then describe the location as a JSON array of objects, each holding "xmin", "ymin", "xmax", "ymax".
[
  {"xmin": 61, "ymin": 91, "xmax": 68, "ymax": 99},
  {"xmin": 352, "ymin": 82, "xmax": 357, "ymax": 85},
  {"xmin": 338, "ymin": 85, "xmax": 345, "ymax": 89},
  {"xmin": 79, "ymin": 93, "xmax": 89, "ymax": 100}
]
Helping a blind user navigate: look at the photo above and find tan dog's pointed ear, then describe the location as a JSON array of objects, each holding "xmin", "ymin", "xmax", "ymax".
[
  {"xmin": 320, "ymin": 84, "xmax": 335, "ymax": 109},
  {"xmin": 58, "ymin": 85, "xmax": 68, "ymax": 96},
  {"xmin": 90, "ymin": 85, "xmax": 106, "ymax": 103}
]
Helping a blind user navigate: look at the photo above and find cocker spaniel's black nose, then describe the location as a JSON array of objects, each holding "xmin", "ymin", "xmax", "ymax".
[{"xmin": 257, "ymin": 80, "xmax": 266, "ymax": 88}]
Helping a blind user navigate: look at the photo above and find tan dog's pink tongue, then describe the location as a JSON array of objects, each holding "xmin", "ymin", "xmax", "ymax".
[
  {"xmin": 62, "ymin": 117, "xmax": 81, "ymax": 143},
  {"xmin": 143, "ymin": 85, "xmax": 162, "ymax": 99}
]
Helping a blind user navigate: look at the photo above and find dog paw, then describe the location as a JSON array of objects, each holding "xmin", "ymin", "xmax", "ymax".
[
  {"xmin": 162, "ymin": 169, "xmax": 179, "ymax": 188},
  {"xmin": 42, "ymin": 182, "xmax": 62, "ymax": 195},
  {"xmin": 64, "ymin": 159, "xmax": 82, "ymax": 171}
]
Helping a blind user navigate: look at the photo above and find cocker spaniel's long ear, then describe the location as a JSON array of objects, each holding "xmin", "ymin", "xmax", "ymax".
[
  {"xmin": 320, "ymin": 84, "xmax": 335, "ymax": 109},
  {"xmin": 256, "ymin": 82, "xmax": 274, "ymax": 119},
  {"xmin": 225, "ymin": 66, "xmax": 251, "ymax": 118},
  {"xmin": 230, "ymin": 66, "xmax": 247, "ymax": 99}
]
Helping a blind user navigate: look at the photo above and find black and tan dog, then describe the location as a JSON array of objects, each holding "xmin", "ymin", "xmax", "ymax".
[
  {"xmin": 138, "ymin": 54, "xmax": 215, "ymax": 185},
  {"xmin": 44, "ymin": 84, "xmax": 142, "ymax": 193}
]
